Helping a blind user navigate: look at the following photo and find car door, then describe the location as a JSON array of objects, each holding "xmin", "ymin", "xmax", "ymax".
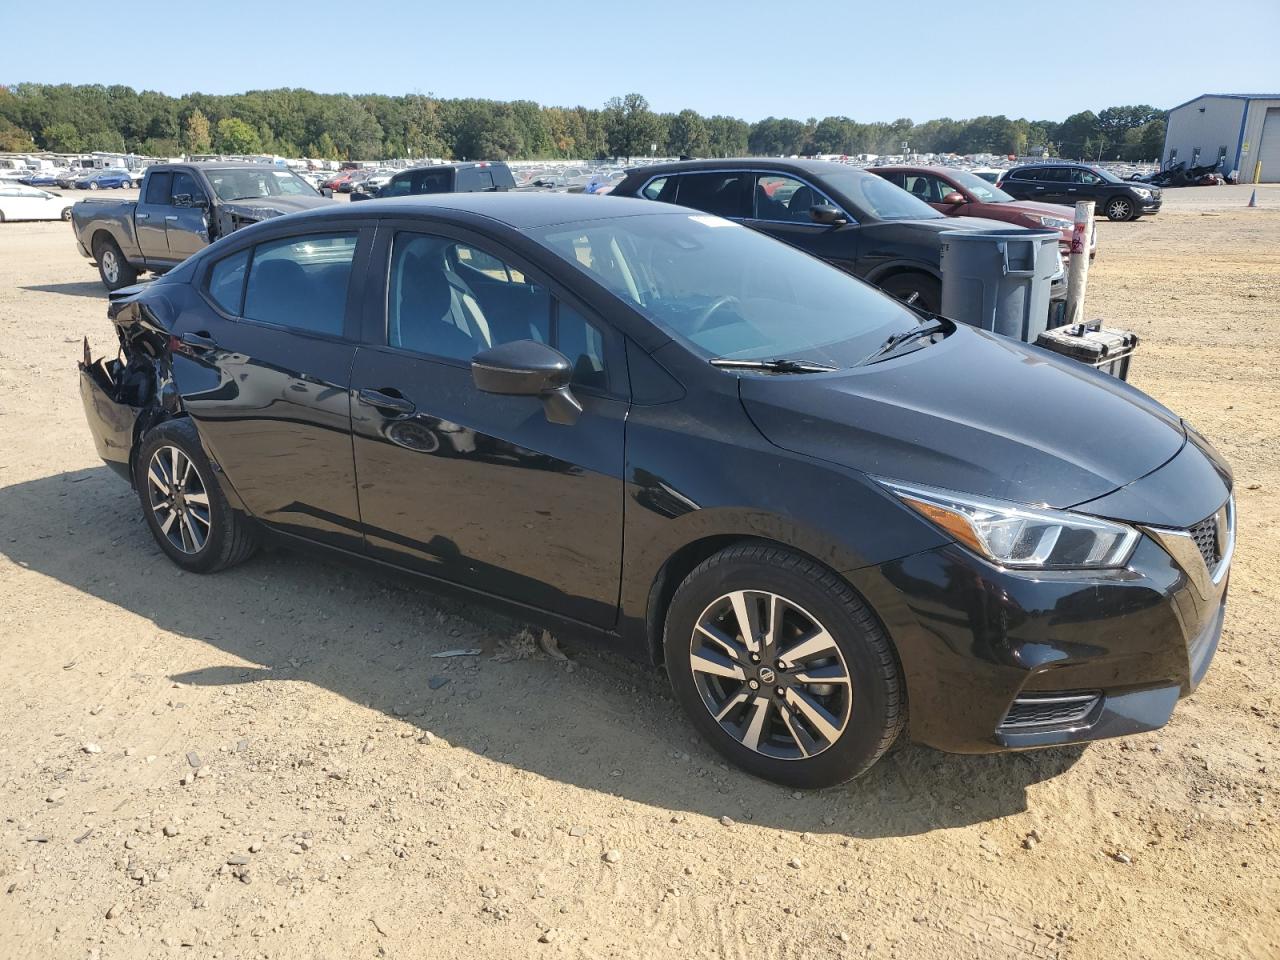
[
  {"xmin": 742, "ymin": 172, "xmax": 860, "ymax": 272},
  {"xmin": 1002, "ymin": 168, "xmax": 1037, "ymax": 200},
  {"xmin": 1068, "ymin": 167, "xmax": 1104, "ymax": 206},
  {"xmin": 1036, "ymin": 167, "xmax": 1071, "ymax": 204},
  {"xmin": 348, "ymin": 222, "xmax": 627, "ymax": 627},
  {"xmin": 135, "ymin": 172, "xmax": 174, "ymax": 261},
  {"xmin": 165, "ymin": 170, "xmax": 212, "ymax": 261},
  {"xmin": 173, "ymin": 224, "xmax": 374, "ymax": 552}
]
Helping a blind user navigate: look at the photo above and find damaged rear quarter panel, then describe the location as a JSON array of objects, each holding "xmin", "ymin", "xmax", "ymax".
[{"xmin": 78, "ymin": 292, "xmax": 183, "ymax": 483}]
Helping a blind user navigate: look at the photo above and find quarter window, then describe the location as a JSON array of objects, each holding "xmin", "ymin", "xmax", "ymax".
[
  {"xmin": 242, "ymin": 233, "xmax": 357, "ymax": 336},
  {"xmin": 641, "ymin": 176, "xmax": 669, "ymax": 200},
  {"xmin": 207, "ymin": 248, "xmax": 250, "ymax": 315}
]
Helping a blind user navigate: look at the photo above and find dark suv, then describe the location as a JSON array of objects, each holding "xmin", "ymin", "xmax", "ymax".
[
  {"xmin": 612, "ymin": 158, "xmax": 1062, "ymax": 314},
  {"xmin": 998, "ymin": 163, "xmax": 1161, "ymax": 221},
  {"xmin": 351, "ymin": 161, "xmax": 516, "ymax": 201}
]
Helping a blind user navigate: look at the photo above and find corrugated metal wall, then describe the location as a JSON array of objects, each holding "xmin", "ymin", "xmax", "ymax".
[
  {"xmin": 1241, "ymin": 102, "xmax": 1280, "ymax": 183},
  {"xmin": 1164, "ymin": 97, "xmax": 1247, "ymax": 171}
]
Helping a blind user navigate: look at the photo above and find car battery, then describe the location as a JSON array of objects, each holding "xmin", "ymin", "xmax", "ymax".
[{"xmin": 1035, "ymin": 320, "xmax": 1137, "ymax": 380}]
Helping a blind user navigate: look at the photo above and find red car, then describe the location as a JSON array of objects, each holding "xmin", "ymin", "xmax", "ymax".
[
  {"xmin": 320, "ymin": 172, "xmax": 355, "ymax": 192},
  {"xmin": 872, "ymin": 165, "xmax": 1096, "ymax": 258}
]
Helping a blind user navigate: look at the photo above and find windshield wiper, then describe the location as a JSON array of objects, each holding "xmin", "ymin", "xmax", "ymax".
[
  {"xmin": 858, "ymin": 318, "xmax": 947, "ymax": 366},
  {"xmin": 709, "ymin": 357, "xmax": 837, "ymax": 373}
]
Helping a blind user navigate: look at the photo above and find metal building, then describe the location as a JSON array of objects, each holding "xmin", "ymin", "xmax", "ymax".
[{"xmin": 1163, "ymin": 94, "xmax": 1280, "ymax": 182}]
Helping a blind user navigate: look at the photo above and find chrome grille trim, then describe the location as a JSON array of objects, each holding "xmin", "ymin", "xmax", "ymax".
[
  {"xmin": 1142, "ymin": 495, "xmax": 1234, "ymax": 601},
  {"xmin": 999, "ymin": 692, "xmax": 1101, "ymax": 730}
]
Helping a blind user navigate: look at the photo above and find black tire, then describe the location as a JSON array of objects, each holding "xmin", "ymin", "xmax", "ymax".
[
  {"xmin": 880, "ymin": 273, "xmax": 941, "ymax": 314},
  {"xmin": 61, "ymin": 207, "xmax": 73, "ymax": 221},
  {"xmin": 93, "ymin": 235, "xmax": 138, "ymax": 290},
  {"xmin": 663, "ymin": 543, "xmax": 905, "ymax": 788},
  {"xmin": 1105, "ymin": 196, "xmax": 1135, "ymax": 222},
  {"xmin": 135, "ymin": 418, "xmax": 258, "ymax": 573}
]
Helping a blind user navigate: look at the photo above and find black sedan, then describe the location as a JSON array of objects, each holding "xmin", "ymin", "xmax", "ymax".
[
  {"xmin": 79, "ymin": 193, "xmax": 1231, "ymax": 787},
  {"xmin": 998, "ymin": 163, "xmax": 1162, "ymax": 222},
  {"xmin": 611, "ymin": 158, "xmax": 1066, "ymax": 314}
]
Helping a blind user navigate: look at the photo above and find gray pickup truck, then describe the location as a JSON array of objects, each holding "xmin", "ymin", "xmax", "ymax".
[{"xmin": 72, "ymin": 162, "xmax": 335, "ymax": 290}]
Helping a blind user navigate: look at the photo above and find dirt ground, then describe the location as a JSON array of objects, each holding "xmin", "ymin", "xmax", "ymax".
[{"xmin": 1, "ymin": 186, "xmax": 1277, "ymax": 960}]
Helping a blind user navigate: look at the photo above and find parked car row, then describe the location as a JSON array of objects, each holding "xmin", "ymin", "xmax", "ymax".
[
  {"xmin": 609, "ymin": 158, "xmax": 1069, "ymax": 314},
  {"xmin": 77, "ymin": 190, "xmax": 1232, "ymax": 788}
]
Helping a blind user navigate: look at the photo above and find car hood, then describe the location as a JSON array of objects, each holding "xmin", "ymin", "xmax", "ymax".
[
  {"xmin": 219, "ymin": 194, "xmax": 334, "ymax": 219},
  {"xmin": 870, "ymin": 215, "xmax": 1020, "ymax": 234},
  {"xmin": 739, "ymin": 326, "xmax": 1187, "ymax": 512},
  {"xmin": 992, "ymin": 199, "xmax": 1076, "ymax": 221}
]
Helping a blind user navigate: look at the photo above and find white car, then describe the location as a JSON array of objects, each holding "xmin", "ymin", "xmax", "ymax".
[{"xmin": 0, "ymin": 183, "xmax": 75, "ymax": 222}]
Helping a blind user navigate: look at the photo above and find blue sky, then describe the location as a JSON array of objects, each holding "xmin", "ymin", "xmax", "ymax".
[{"xmin": 7, "ymin": 0, "xmax": 1278, "ymax": 121}]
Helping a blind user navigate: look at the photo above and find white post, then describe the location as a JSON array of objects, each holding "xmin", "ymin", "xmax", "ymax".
[{"xmin": 1066, "ymin": 200, "xmax": 1095, "ymax": 326}]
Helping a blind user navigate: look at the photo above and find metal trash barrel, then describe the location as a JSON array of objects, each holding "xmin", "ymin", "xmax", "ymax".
[{"xmin": 939, "ymin": 229, "xmax": 1060, "ymax": 342}]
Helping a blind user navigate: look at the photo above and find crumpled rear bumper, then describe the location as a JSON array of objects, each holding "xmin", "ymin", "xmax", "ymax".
[{"xmin": 79, "ymin": 354, "xmax": 139, "ymax": 482}]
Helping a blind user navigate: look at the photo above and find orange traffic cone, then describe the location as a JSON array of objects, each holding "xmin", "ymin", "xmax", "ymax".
[{"xmin": 1248, "ymin": 189, "xmax": 1258, "ymax": 207}]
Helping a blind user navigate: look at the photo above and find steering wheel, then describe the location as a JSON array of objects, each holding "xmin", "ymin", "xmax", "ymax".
[{"xmin": 690, "ymin": 295, "xmax": 742, "ymax": 334}]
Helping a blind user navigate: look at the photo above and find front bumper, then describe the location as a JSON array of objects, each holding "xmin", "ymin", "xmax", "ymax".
[{"xmin": 852, "ymin": 522, "xmax": 1229, "ymax": 754}]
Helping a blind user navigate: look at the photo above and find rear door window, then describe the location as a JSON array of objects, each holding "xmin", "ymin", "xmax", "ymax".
[
  {"xmin": 241, "ymin": 233, "xmax": 358, "ymax": 336},
  {"xmin": 457, "ymin": 167, "xmax": 497, "ymax": 192},
  {"xmin": 144, "ymin": 172, "xmax": 173, "ymax": 204},
  {"xmin": 1010, "ymin": 168, "xmax": 1038, "ymax": 181},
  {"xmin": 674, "ymin": 172, "xmax": 749, "ymax": 218}
]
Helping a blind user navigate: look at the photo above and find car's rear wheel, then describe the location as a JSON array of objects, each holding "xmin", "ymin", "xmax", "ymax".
[
  {"xmin": 61, "ymin": 207, "xmax": 72, "ymax": 221},
  {"xmin": 1105, "ymin": 197, "xmax": 1134, "ymax": 221},
  {"xmin": 89, "ymin": 181, "xmax": 99, "ymax": 190},
  {"xmin": 664, "ymin": 543, "xmax": 904, "ymax": 788},
  {"xmin": 93, "ymin": 235, "xmax": 138, "ymax": 290},
  {"xmin": 136, "ymin": 419, "xmax": 258, "ymax": 573},
  {"xmin": 880, "ymin": 273, "xmax": 941, "ymax": 314}
]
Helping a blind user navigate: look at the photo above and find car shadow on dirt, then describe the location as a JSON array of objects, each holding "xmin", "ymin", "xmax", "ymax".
[
  {"xmin": 20, "ymin": 281, "xmax": 106, "ymax": 300},
  {"xmin": 2, "ymin": 466, "xmax": 1085, "ymax": 838}
]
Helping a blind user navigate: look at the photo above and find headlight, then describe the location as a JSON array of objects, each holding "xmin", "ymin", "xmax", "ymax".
[
  {"xmin": 1035, "ymin": 215, "xmax": 1072, "ymax": 229},
  {"xmin": 1132, "ymin": 187, "xmax": 1151, "ymax": 198},
  {"xmin": 879, "ymin": 480, "xmax": 1140, "ymax": 569}
]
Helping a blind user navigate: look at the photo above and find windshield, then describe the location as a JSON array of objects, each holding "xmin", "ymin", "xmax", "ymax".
[
  {"xmin": 205, "ymin": 168, "xmax": 318, "ymax": 201},
  {"xmin": 820, "ymin": 168, "xmax": 943, "ymax": 221},
  {"xmin": 1092, "ymin": 166, "xmax": 1124, "ymax": 184},
  {"xmin": 527, "ymin": 213, "xmax": 919, "ymax": 366},
  {"xmin": 948, "ymin": 169, "xmax": 1015, "ymax": 202}
]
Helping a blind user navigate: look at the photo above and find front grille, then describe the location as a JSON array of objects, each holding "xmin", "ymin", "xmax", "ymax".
[
  {"xmin": 999, "ymin": 692, "xmax": 1101, "ymax": 730},
  {"xmin": 1188, "ymin": 515, "xmax": 1220, "ymax": 570}
]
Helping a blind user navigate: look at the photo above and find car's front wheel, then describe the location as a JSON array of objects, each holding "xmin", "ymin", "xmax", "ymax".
[
  {"xmin": 1105, "ymin": 196, "xmax": 1135, "ymax": 221},
  {"xmin": 136, "ymin": 418, "xmax": 258, "ymax": 573},
  {"xmin": 61, "ymin": 207, "xmax": 72, "ymax": 221},
  {"xmin": 664, "ymin": 543, "xmax": 905, "ymax": 788}
]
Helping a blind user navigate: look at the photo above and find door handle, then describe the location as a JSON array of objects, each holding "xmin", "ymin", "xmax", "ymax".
[
  {"xmin": 136, "ymin": 212, "xmax": 150, "ymax": 220},
  {"xmin": 165, "ymin": 215, "xmax": 178, "ymax": 221},
  {"xmin": 179, "ymin": 331, "xmax": 217, "ymax": 352},
  {"xmin": 358, "ymin": 388, "xmax": 416, "ymax": 416}
]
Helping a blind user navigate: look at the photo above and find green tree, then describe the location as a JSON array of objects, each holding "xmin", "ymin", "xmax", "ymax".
[
  {"xmin": 41, "ymin": 120, "xmax": 83, "ymax": 152},
  {"xmin": 667, "ymin": 109, "xmax": 708, "ymax": 157},
  {"xmin": 603, "ymin": 93, "xmax": 661, "ymax": 158},
  {"xmin": 184, "ymin": 108, "xmax": 212, "ymax": 154},
  {"xmin": 0, "ymin": 116, "xmax": 33, "ymax": 151},
  {"xmin": 215, "ymin": 117, "xmax": 262, "ymax": 154}
]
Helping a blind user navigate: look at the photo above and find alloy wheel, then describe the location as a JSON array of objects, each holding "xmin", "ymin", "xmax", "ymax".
[
  {"xmin": 689, "ymin": 590, "xmax": 852, "ymax": 760},
  {"xmin": 1108, "ymin": 198, "xmax": 1131, "ymax": 220},
  {"xmin": 146, "ymin": 445, "xmax": 212, "ymax": 554},
  {"xmin": 100, "ymin": 249, "xmax": 119, "ymax": 284}
]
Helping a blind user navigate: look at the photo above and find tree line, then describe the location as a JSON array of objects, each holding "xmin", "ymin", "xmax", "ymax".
[{"xmin": 0, "ymin": 84, "xmax": 1167, "ymax": 163}]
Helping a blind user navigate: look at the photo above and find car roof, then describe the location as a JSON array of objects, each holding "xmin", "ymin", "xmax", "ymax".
[
  {"xmin": 871, "ymin": 165, "xmax": 965, "ymax": 176},
  {"xmin": 391, "ymin": 161, "xmax": 509, "ymax": 176},
  {"xmin": 286, "ymin": 191, "xmax": 683, "ymax": 229},
  {"xmin": 624, "ymin": 157, "xmax": 871, "ymax": 178}
]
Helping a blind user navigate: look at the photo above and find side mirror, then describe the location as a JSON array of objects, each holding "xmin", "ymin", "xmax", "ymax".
[
  {"xmin": 192, "ymin": 196, "xmax": 208, "ymax": 210},
  {"xmin": 349, "ymin": 191, "xmax": 368, "ymax": 202},
  {"xmin": 942, "ymin": 191, "xmax": 966, "ymax": 205},
  {"xmin": 809, "ymin": 203, "xmax": 848, "ymax": 226},
  {"xmin": 472, "ymin": 340, "xmax": 582, "ymax": 425}
]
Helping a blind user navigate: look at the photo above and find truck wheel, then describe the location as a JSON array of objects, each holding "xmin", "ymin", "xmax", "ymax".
[
  {"xmin": 93, "ymin": 236, "xmax": 138, "ymax": 290},
  {"xmin": 880, "ymin": 273, "xmax": 941, "ymax": 314}
]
